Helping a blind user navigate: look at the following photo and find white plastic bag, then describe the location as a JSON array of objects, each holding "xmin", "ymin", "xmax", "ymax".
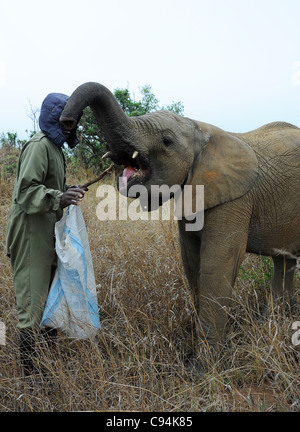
[{"xmin": 41, "ymin": 205, "xmax": 100, "ymax": 339}]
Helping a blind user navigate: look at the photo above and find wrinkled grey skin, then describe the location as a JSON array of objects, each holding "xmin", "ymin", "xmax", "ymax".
[{"xmin": 60, "ymin": 82, "xmax": 300, "ymax": 358}]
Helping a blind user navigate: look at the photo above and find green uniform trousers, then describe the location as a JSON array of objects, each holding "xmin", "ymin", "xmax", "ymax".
[{"xmin": 9, "ymin": 208, "xmax": 58, "ymax": 329}]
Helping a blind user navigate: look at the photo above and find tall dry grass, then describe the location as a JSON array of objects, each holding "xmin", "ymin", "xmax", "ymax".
[{"xmin": 0, "ymin": 149, "xmax": 299, "ymax": 412}]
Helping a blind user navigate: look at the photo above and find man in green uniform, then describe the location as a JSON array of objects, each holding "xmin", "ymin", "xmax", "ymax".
[{"xmin": 6, "ymin": 92, "xmax": 86, "ymax": 377}]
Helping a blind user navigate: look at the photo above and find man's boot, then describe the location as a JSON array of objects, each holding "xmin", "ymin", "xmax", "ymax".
[
  {"xmin": 19, "ymin": 328, "xmax": 55, "ymax": 390},
  {"xmin": 19, "ymin": 329, "xmax": 37, "ymax": 377},
  {"xmin": 37, "ymin": 327, "xmax": 58, "ymax": 390},
  {"xmin": 40, "ymin": 327, "xmax": 58, "ymax": 352}
]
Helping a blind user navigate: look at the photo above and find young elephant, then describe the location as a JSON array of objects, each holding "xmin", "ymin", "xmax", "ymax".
[{"xmin": 60, "ymin": 82, "xmax": 300, "ymax": 356}]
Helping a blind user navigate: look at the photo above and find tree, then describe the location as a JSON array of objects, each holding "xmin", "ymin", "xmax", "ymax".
[
  {"xmin": 0, "ymin": 132, "xmax": 25, "ymax": 149},
  {"xmin": 69, "ymin": 106, "xmax": 108, "ymax": 172},
  {"xmin": 66, "ymin": 85, "xmax": 184, "ymax": 173},
  {"xmin": 26, "ymin": 100, "xmax": 40, "ymax": 135}
]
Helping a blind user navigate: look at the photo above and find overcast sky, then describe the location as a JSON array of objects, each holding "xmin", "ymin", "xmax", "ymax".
[{"xmin": 1, "ymin": 0, "xmax": 300, "ymax": 140}]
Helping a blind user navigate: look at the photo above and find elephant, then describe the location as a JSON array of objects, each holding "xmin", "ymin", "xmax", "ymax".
[{"xmin": 60, "ymin": 82, "xmax": 300, "ymax": 359}]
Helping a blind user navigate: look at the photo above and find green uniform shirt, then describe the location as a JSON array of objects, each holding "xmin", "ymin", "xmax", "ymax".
[{"xmin": 6, "ymin": 131, "xmax": 67, "ymax": 329}]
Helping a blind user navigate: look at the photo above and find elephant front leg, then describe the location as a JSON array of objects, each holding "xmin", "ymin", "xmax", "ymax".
[
  {"xmin": 179, "ymin": 204, "xmax": 251, "ymax": 371},
  {"xmin": 194, "ymin": 209, "xmax": 250, "ymax": 358},
  {"xmin": 178, "ymin": 220, "xmax": 202, "ymax": 362},
  {"xmin": 178, "ymin": 220, "xmax": 201, "ymax": 304}
]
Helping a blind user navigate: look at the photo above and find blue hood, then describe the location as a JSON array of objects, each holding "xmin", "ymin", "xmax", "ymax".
[{"xmin": 39, "ymin": 93, "xmax": 70, "ymax": 147}]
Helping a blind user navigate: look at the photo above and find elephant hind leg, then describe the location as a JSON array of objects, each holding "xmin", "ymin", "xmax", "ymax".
[{"xmin": 271, "ymin": 255, "xmax": 296, "ymax": 312}]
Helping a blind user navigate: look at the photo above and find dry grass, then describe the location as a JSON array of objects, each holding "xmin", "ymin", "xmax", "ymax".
[{"xmin": 0, "ymin": 149, "xmax": 299, "ymax": 412}]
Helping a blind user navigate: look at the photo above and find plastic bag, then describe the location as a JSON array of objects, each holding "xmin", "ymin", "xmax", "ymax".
[{"xmin": 41, "ymin": 205, "xmax": 100, "ymax": 339}]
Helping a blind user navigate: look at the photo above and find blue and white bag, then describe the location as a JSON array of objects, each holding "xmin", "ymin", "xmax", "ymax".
[{"xmin": 41, "ymin": 205, "xmax": 100, "ymax": 339}]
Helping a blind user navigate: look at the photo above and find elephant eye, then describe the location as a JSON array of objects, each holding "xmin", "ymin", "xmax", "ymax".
[{"xmin": 162, "ymin": 136, "xmax": 173, "ymax": 147}]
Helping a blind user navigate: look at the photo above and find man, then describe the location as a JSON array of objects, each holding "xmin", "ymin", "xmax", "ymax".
[{"xmin": 6, "ymin": 92, "xmax": 86, "ymax": 378}]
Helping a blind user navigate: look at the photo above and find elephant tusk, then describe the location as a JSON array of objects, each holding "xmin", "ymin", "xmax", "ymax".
[
  {"xmin": 102, "ymin": 151, "xmax": 114, "ymax": 160},
  {"xmin": 132, "ymin": 150, "xmax": 139, "ymax": 159}
]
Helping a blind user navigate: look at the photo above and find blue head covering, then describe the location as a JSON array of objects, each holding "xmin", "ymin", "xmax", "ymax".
[{"xmin": 39, "ymin": 93, "xmax": 78, "ymax": 148}]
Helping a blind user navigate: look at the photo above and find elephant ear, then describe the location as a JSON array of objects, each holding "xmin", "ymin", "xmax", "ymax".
[{"xmin": 184, "ymin": 131, "xmax": 258, "ymax": 213}]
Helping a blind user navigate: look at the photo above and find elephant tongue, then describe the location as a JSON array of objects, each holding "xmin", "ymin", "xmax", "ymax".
[{"xmin": 122, "ymin": 166, "xmax": 135, "ymax": 186}]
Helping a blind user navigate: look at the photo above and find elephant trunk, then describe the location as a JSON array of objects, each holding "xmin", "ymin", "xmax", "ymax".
[{"xmin": 60, "ymin": 82, "xmax": 134, "ymax": 156}]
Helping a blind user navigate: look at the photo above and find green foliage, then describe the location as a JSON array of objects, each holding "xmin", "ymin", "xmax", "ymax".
[
  {"xmin": 2, "ymin": 153, "xmax": 18, "ymax": 176},
  {"xmin": 138, "ymin": 84, "xmax": 160, "ymax": 114},
  {"xmin": 0, "ymin": 132, "xmax": 25, "ymax": 150},
  {"xmin": 239, "ymin": 256, "xmax": 273, "ymax": 288},
  {"xmin": 114, "ymin": 88, "xmax": 146, "ymax": 117},
  {"xmin": 114, "ymin": 85, "xmax": 184, "ymax": 117},
  {"xmin": 163, "ymin": 100, "xmax": 185, "ymax": 115},
  {"xmin": 66, "ymin": 85, "xmax": 184, "ymax": 173},
  {"xmin": 0, "ymin": 130, "xmax": 38, "ymax": 179}
]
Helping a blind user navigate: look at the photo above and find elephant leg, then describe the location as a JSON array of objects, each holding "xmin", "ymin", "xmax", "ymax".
[
  {"xmin": 178, "ymin": 220, "xmax": 201, "ymax": 305},
  {"xmin": 197, "ymin": 247, "xmax": 245, "ymax": 352},
  {"xmin": 271, "ymin": 255, "xmax": 296, "ymax": 312},
  {"xmin": 195, "ymin": 206, "xmax": 250, "ymax": 354},
  {"xmin": 178, "ymin": 220, "xmax": 202, "ymax": 361}
]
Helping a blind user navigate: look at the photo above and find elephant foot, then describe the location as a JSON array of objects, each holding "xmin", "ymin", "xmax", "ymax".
[
  {"xmin": 184, "ymin": 335, "xmax": 228, "ymax": 377},
  {"xmin": 185, "ymin": 346, "xmax": 222, "ymax": 376},
  {"xmin": 185, "ymin": 357, "xmax": 208, "ymax": 376}
]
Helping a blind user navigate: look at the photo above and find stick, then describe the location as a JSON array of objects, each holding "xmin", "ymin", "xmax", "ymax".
[{"xmin": 80, "ymin": 163, "xmax": 114, "ymax": 189}]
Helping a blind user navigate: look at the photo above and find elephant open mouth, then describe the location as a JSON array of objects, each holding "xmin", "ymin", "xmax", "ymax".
[{"xmin": 103, "ymin": 148, "xmax": 151, "ymax": 195}]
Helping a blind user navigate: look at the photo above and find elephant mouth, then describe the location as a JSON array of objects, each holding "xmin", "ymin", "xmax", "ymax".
[{"xmin": 103, "ymin": 148, "xmax": 151, "ymax": 195}]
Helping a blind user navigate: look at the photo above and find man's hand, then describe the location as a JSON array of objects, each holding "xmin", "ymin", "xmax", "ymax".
[{"xmin": 61, "ymin": 187, "xmax": 87, "ymax": 208}]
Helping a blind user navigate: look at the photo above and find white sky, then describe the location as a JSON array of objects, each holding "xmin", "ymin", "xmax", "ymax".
[{"xmin": 1, "ymin": 0, "xmax": 300, "ymax": 139}]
